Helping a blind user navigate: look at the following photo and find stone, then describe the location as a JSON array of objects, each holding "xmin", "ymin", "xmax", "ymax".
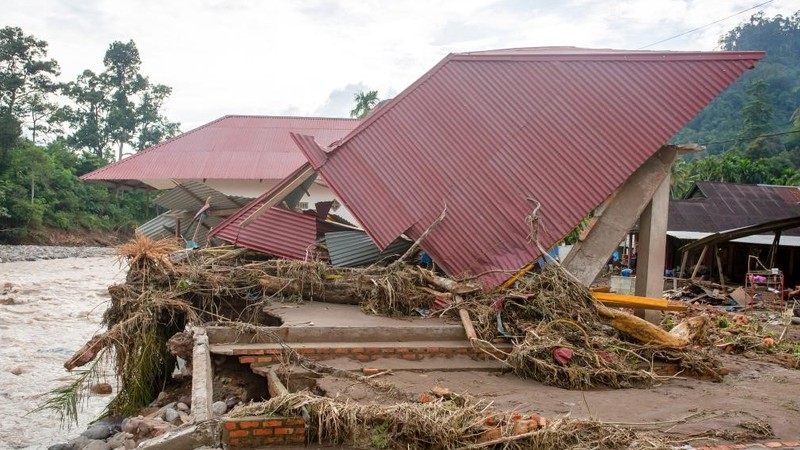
[
  {"xmin": 81, "ymin": 440, "xmax": 111, "ymax": 450},
  {"xmin": 121, "ymin": 417, "xmax": 141, "ymax": 434},
  {"xmin": 791, "ymin": 316, "xmax": 800, "ymax": 325},
  {"xmin": 46, "ymin": 444, "xmax": 71, "ymax": 450},
  {"xmin": 211, "ymin": 401, "xmax": 227, "ymax": 417},
  {"xmin": 176, "ymin": 402, "xmax": 189, "ymax": 412},
  {"xmin": 81, "ymin": 424, "xmax": 113, "ymax": 440},
  {"xmin": 177, "ymin": 395, "xmax": 191, "ymax": 406},
  {"xmin": 156, "ymin": 391, "xmax": 168, "ymax": 404},
  {"xmin": 123, "ymin": 439, "xmax": 137, "ymax": 450},
  {"xmin": 10, "ymin": 366, "xmax": 23, "ymax": 375},
  {"xmin": 106, "ymin": 432, "xmax": 129, "ymax": 449},
  {"xmin": 163, "ymin": 408, "xmax": 180, "ymax": 424},
  {"xmin": 91, "ymin": 383, "xmax": 113, "ymax": 395}
]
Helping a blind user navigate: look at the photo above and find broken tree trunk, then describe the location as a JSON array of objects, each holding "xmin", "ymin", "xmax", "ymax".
[
  {"xmin": 595, "ymin": 303, "xmax": 690, "ymax": 348},
  {"xmin": 64, "ymin": 334, "xmax": 105, "ymax": 370}
]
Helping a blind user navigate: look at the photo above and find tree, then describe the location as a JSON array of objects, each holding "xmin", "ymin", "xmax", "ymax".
[
  {"xmin": 0, "ymin": 26, "xmax": 60, "ymax": 164},
  {"xmin": 350, "ymin": 90, "xmax": 379, "ymax": 119},
  {"xmin": 62, "ymin": 40, "xmax": 179, "ymax": 160}
]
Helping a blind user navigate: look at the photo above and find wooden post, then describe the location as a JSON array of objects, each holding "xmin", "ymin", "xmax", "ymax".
[
  {"xmin": 455, "ymin": 295, "xmax": 478, "ymax": 343},
  {"xmin": 679, "ymin": 251, "xmax": 689, "ymax": 279},
  {"xmin": 690, "ymin": 245, "xmax": 709, "ymax": 280},
  {"xmin": 715, "ymin": 246, "xmax": 726, "ymax": 290}
]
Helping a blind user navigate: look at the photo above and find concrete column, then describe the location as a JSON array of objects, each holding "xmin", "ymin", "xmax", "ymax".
[
  {"xmin": 562, "ymin": 146, "xmax": 678, "ymax": 286},
  {"xmin": 191, "ymin": 327, "xmax": 213, "ymax": 422},
  {"xmin": 634, "ymin": 171, "xmax": 670, "ymax": 323}
]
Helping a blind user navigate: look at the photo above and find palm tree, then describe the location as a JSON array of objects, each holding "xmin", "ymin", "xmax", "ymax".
[{"xmin": 350, "ymin": 90, "xmax": 379, "ymax": 119}]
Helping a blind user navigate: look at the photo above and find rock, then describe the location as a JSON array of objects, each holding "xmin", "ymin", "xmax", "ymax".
[
  {"xmin": 211, "ymin": 401, "xmax": 227, "ymax": 417},
  {"xmin": 178, "ymin": 411, "xmax": 192, "ymax": 424},
  {"xmin": 91, "ymin": 383, "xmax": 113, "ymax": 395},
  {"xmin": 123, "ymin": 439, "xmax": 137, "ymax": 450},
  {"xmin": 10, "ymin": 366, "xmax": 23, "ymax": 375},
  {"xmin": 81, "ymin": 440, "xmax": 111, "ymax": 450},
  {"xmin": 66, "ymin": 436, "xmax": 89, "ymax": 450},
  {"xmin": 82, "ymin": 423, "xmax": 113, "ymax": 440},
  {"xmin": 164, "ymin": 407, "xmax": 180, "ymax": 424},
  {"xmin": 791, "ymin": 316, "xmax": 800, "ymax": 325},
  {"xmin": 176, "ymin": 402, "xmax": 189, "ymax": 412},
  {"xmin": 178, "ymin": 394, "xmax": 192, "ymax": 406},
  {"xmin": 0, "ymin": 297, "xmax": 16, "ymax": 305},
  {"xmin": 155, "ymin": 391, "xmax": 168, "ymax": 405},
  {"xmin": 121, "ymin": 417, "xmax": 141, "ymax": 434},
  {"xmin": 106, "ymin": 432, "xmax": 130, "ymax": 449},
  {"xmin": 47, "ymin": 444, "xmax": 71, "ymax": 450}
]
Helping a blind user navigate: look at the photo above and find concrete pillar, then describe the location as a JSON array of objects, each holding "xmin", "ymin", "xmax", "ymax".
[
  {"xmin": 562, "ymin": 146, "xmax": 678, "ymax": 286},
  {"xmin": 191, "ymin": 327, "xmax": 213, "ymax": 422},
  {"xmin": 634, "ymin": 171, "xmax": 670, "ymax": 323}
]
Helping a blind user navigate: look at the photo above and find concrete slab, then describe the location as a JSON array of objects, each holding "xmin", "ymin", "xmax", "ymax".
[{"xmin": 265, "ymin": 301, "xmax": 451, "ymax": 328}]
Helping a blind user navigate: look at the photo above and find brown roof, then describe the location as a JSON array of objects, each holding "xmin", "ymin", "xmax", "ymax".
[{"xmin": 669, "ymin": 182, "xmax": 800, "ymax": 235}]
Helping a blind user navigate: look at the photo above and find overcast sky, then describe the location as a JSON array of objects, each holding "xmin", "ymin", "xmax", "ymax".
[{"xmin": 5, "ymin": 0, "xmax": 797, "ymax": 132}]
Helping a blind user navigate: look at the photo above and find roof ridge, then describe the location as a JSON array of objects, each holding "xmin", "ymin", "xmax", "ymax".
[{"xmin": 220, "ymin": 114, "xmax": 360, "ymax": 121}]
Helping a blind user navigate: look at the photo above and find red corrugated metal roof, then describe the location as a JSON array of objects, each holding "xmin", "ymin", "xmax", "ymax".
[
  {"xmin": 214, "ymin": 206, "xmax": 318, "ymax": 260},
  {"xmin": 81, "ymin": 115, "xmax": 359, "ymax": 183},
  {"xmin": 295, "ymin": 47, "xmax": 764, "ymax": 289}
]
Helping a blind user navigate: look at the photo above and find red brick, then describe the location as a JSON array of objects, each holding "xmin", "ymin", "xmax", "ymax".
[
  {"xmin": 355, "ymin": 354, "xmax": 372, "ymax": 362},
  {"xmin": 274, "ymin": 427, "xmax": 295, "ymax": 435},
  {"xmin": 239, "ymin": 356, "xmax": 256, "ymax": 364},
  {"xmin": 396, "ymin": 347, "xmax": 411, "ymax": 353},
  {"xmin": 229, "ymin": 430, "xmax": 249, "ymax": 438},
  {"xmin": 287, "ymin": 433, "xmax": 305, "ymax": 443},
  {"xmin": 253, "ymin": 428, "xmax": 274, "ymax": 436},
  {"xmin": 224, "ymin": 421, "xmax": 238, "ymax": 430},
  {"xmin": 284, "ymin": 418, "xmax": 305, "ymax": 426},
  {"xmin": 334, "ymin": 348, "xmax": 349, "ymax": 354},
  {"xmin": 381, "ymin": 348, "xmax": 396, "ymax": 354},
  {"xmin": 229, "ymin": 437, "xmax": 242, "ymax": 446},
  {"xmin": 403, "ymin": 354, "xmax": 419, "ymax": 361},
  {"xmin": 364, "ymin": 347, "xmax": 381, "ymax": 353},
  {"xmin": 257, "ymin": 356, "xmax": 274, "ymax": 363},
  {"xmin": 239, "ymin": 421, "xmax": 260, "ymax": 429},
  {"xmin": 351, "ymin": 347, "xmax": 365, "ymax": 354},
  {"xmin": 262, "ymin": 419, "xmax": 284, "ymax": 427},
  {"xmin": 260, "ymin": 436, "xmax": 284, "ymax": 444},
  {"xmin": 299, "ymin": 347, "xmax": 316, "ymax": 354},
  {"xmin": 315, "ymin": 347, "xmax": 331, "ymax": 354}
]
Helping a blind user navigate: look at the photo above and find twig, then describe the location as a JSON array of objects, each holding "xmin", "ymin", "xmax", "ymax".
[{"xmin": 386, "ymin": 204, "xmax": 447, "ymax": 270}]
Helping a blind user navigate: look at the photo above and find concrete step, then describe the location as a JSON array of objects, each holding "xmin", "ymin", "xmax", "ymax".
[
  {"xmin": 250, "ymin": 355, "xmax": 509, "ymax": 377},
  {"xmin": 206, "ymin": 324, "xmax": 468, "ymax": 345},
  {"xmin": 209, "ymin": 340, "xmax": 512, "ymax": 366}
]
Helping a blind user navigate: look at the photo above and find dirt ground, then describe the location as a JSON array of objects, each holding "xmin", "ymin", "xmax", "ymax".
[{"xmin": 312, "ymin": 353, "xmax": 799, "ymax": 446}]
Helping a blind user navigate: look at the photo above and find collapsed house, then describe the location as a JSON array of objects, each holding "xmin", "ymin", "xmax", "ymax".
[
  {"xmin": 80, "ymin": 115, "xmax": 360, "ymax": 245},
  {"xmin": 228, "ymin": 47, "xmax": 764, "ymax": 294}
]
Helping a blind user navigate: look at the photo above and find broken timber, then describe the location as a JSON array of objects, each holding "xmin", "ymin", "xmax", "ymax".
[{"xmin": 591, "ymin": 292, "xmax": 688, "ymax": 312}]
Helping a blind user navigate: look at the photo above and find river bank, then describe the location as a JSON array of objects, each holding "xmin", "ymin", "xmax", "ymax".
[{"xmin": 0, "ymin": 249, "xmax": 125, "ymax": 450}]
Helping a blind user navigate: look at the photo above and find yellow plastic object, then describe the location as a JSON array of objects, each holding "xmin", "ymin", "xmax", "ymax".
[{"xmin": 592, "ymin": 292, "xmax": 687, "ymax": 311}]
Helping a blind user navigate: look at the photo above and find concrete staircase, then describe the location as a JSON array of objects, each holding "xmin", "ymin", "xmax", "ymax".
[{"xmin": 207, "ymin": 323, "xmax": 511, "ymax": 373}]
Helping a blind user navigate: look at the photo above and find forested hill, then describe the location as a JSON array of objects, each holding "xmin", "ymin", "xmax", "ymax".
[
  {"xmin": 675, "ymin": 12, "xmax": 799, "ymax": 154},
  {"xmin": 668, "ymin": 11, "xmax": 800, "ymax": 198}
]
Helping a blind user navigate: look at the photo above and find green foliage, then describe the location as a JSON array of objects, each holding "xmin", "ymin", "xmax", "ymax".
[
  {"xmin": 61, "ymin": 40, "xmax": 179, "ymax": 160},
  {"xmin": 0, "ymin": 26, "xmax": 60, "ymax": 155},
  {"xmin": 350, "ymin": 90, "xmax": 380, "ymax": 119},
  {"xmin": 673, "ymin": 11, "xmax": 800, "ymax": 156}
]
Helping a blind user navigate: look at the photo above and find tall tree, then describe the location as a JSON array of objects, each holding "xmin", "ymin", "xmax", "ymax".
[
  {"xmin": 62, "ymin": 40, "xmax": 179, "ymax": 160},
  {"xmin": 350, "ymin": 90, "xmax": 379, "ymax": 119},
  {"xmin": 0, "ymin": 27, "xmax": 59, "ymax": 163}
]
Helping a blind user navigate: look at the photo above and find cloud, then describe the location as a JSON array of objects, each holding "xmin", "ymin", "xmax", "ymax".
[{"xmin": 312, "ymin": 82, "xmax": 372, "ymax": 118}]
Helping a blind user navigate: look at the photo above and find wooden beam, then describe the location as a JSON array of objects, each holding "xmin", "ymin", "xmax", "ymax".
[
  {"xmin": 592, "ymin": 292, "xmax": 688, "ymax": 311},
  {"xmin": 715, "ymin": 245, "xmax": 726, "ymax": 290},
  {"xmin": 690, "ymin": 244, "xmax": 709, "ymax": 280},
  {"xmin": 240, "ymin": 165, "xmax": 316, "ymax": 228}
]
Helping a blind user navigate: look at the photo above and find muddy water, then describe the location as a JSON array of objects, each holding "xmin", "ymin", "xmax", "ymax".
[{"xmin": 0, "ymin": 256, "xmax": 126, "ymax": 450}]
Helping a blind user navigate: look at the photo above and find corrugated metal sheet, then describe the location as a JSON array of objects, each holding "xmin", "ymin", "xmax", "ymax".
[
  {"xmin": 324, "ymin": 231, "xmax": 411, "ymax": 267},
  {"xmin": 136, "ymin": 210, "xmax": 223, "ymax": 246},
  {"xmin": 154, "ymin": 181, "xmax": 249, "ymax": 211},
  {"xmin": 669, "ymin": 182, "xmax": 800, "ymax": 235},
  {"xmin": 213, "ymin": 206, "xmax": 318, "ymax": 260},
  {"xmin": 81, "ymin": 116, "xmax": 359, "ymax": 183},
  {"xmin": 294, "ymin": 47, "xmax": 763, "ymax": 289}
]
